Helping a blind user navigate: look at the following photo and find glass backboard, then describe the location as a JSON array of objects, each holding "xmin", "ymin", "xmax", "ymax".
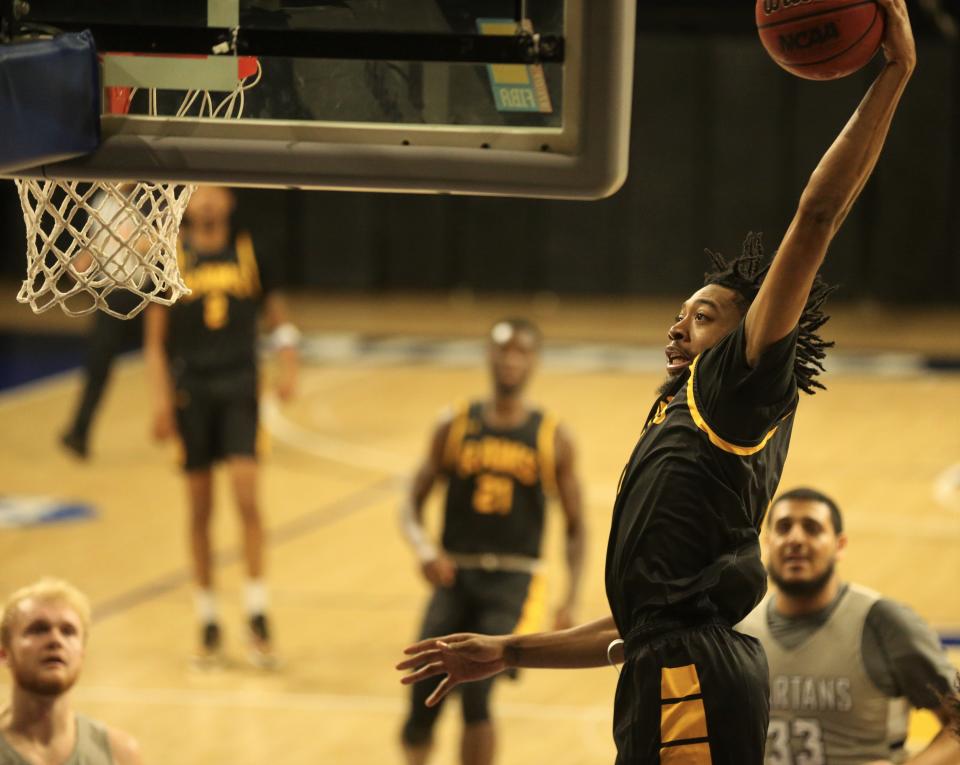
[{"xmin": 3, "ymin": 1, "xmax": 636, "ymax": 199}]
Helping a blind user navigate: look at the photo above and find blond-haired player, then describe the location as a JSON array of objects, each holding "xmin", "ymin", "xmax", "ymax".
[{"xmin": 0, "ymin": 578, "xmax": 143, "ymax": 765}]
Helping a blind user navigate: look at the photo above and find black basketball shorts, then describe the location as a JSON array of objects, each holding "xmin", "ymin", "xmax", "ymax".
[
  {"xmin": 613, "ymin": 619, "xmax": 769, "ymax": 764},
  {"xmin": 173, "ymin": 371, "xmax": 259, "ymax": 471}
]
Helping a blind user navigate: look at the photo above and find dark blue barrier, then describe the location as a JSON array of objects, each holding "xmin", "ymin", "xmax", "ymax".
[{"xmin": 0, "ymin": 30, "xmax": 100, "ymax": 174}]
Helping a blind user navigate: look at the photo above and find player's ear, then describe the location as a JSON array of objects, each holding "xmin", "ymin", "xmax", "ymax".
[{"xmin": 834, "ymin": 532, "xmax": 848, "ymax": 560}]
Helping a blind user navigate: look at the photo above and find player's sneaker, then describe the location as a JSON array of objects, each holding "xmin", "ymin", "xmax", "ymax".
[
  {"xmin": 190, "ymin": 621, "xmax": 224, "ymax": 669},
  {"xmin": 247, "ymin": 613, "xmax": 278, "ymax": 669},
  {"xmin": 60, "ymin": 431, "xmax": 88, "ymax": 460}
]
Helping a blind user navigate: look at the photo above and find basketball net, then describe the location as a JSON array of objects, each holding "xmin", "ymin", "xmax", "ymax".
[{"xmin": 15, "ymin": 60, "xmax": 261, "ymax": 320}]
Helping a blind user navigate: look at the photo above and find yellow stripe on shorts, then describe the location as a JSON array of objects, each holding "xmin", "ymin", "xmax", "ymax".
[
  {"xmin": 659, "ymin": 664, "xmax": 712, "ymax": 763},
  {"xmin": 512, "ymin": 573, "xmax": 546, "ymax": 635}
]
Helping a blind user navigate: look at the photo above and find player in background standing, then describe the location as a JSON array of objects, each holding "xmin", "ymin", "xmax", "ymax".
[
  {"xmin": 144, "ymin": 185, "xmax": 299, "ymax": 667},
  {"xmin": 399, "ymin": 318, "xmax": 586, "ymax": 765}
]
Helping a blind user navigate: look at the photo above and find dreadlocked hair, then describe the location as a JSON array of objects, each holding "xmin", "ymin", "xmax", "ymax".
[
  {"xmin": 703, "ymin": 231, "xmax": 837, "ymax": 396},
  {"xmin": 937, "ymin": 672, "xmax": 960, "ymax": 739}
]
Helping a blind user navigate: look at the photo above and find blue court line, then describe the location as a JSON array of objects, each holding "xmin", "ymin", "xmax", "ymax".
[{"xmin": 92, "ymin": 475, "xmax": 398, "ymax": 622}]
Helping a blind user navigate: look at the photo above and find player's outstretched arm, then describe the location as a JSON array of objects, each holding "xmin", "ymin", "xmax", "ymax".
[
  {"xmin": 744, "ymin": 0, "xmax": 915, "ymax": 366},
  {"xmin": 553, "ymin": 424, "xmax": 586, "ymax": 630},
  {"xmin": 397, "ymin": 615, "xmax": 621, "ymax": 706}
]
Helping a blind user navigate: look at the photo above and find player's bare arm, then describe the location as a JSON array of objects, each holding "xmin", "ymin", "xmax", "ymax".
[
  {"xmin": 143, "ymin": 304, "xmax": 175, "ymax": 441},
  {"xmin": 400, "ymin": 413, "xmax": 457, "ymax": 587},
  {"xmin": 553, "ymin": 423, "xmax": 586, "ymax": 630},
  {"xmin": 398, "ymin": 615, "xmax": 621, "ymax": 706},
  {"xmin": 261, "ymin": 291, "xmax": 299, "ymax": 401},
  {"xmin": 896, "ymin": 699, "xmax": 960, "ymax": 764},
  {"xmin": 744, "ymin": 0, "xmax": 915, "ymax": 366},
  {"xmin": 107, "ymin": 727, "xmax": 146, "ymax": 765}
]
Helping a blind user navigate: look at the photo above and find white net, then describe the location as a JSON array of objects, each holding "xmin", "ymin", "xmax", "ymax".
[
  {"xmin": 15, "ymin": 59, "xmax": 261, "ymax": 319},
  {"xmin": 16, "ymin": 180, "xmax": 193, "ymax": 318}
]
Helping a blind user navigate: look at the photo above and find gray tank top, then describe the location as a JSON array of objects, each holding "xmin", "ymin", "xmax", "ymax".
[
  {"xmin": 0, "ymin": 714, "xmax": 114, "ymax": 765},
  {"xmin": 740, "ymin": 584, "xmax": 910, "ymax": 765}
]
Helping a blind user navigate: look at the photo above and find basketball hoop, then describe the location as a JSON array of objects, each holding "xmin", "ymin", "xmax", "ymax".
[{"xmin": 14, "ymin": 55, "xmax": 261, "ymax": 319}]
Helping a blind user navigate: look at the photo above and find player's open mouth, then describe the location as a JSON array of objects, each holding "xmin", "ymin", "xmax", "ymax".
[
  {"xmin": 41, "ymin": 657, "xmax": 66, "ymax": 666},
  {"xmin": 664, "ymin": 345, "xmax": 690, "ymax": 372}
]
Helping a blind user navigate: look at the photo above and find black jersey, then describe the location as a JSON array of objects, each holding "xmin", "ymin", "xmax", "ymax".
[
  {"xmin": 440, "ymin": 401, "xmax": 558, "ymax": 559},
  {"xmin": 606, "ymin": 320, "xmax": 800, "ymax": 638},
  {"xmin": 167, "ymin": 231, "xmax": 273, "ymax": 377}
]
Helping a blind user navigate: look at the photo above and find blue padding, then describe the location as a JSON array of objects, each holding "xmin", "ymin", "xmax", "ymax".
[{"xmin": 0, "ymin": 30, "xmax": 100, "ymax": 174}]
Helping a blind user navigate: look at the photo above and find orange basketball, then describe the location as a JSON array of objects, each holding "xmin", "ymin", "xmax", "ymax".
[{"xmin": 756, "ymin": 0, "xmax": 885, "ymax": 80}]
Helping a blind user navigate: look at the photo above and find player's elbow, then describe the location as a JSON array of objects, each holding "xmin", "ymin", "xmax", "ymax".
[{"xmin": 796, "ymin": 192, "xmax": 844, "ymax": 233}]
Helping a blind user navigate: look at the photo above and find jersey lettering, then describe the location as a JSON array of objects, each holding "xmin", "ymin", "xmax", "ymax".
[
  {"xmin": 456, "ymin": 436, "xmax": 539, "ymax": 485},
  {"xmin": 181, "ymin": 261, "xmax": 256, "ymax": 299},
  {"xmin": 771, "ymin": 675, "xmax": 853, "ymax": 712}
]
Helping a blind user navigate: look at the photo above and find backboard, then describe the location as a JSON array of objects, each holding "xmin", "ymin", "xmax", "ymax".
[{"xmin": 2, "ymin": 1, "xmax": 636, "ymax": 200}]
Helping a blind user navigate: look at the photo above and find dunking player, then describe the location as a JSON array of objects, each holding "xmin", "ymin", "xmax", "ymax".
[
  {"xmin": 0, "ymin": 578, "xmax": 143, "ymax": 765},
  {"xmin": 144, "ymin": 185, "xmax": 299, "ymax": 667},
  {"xmin": 398, "ymin": 2, "xmax": 917, "ymax": 762},
  {"xmin": 399, "ymin": 319, "xmax": 586, "ymax": 765},
  {"xmin": 739, "ymin": 488, "xmax": 960, "ymax": 764}
]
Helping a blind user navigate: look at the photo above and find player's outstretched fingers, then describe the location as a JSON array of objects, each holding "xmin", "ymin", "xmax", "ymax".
[
  {"xmin": 425, "ymin": 675, "xmax": 458, "ymax": 707},
  {"xmin": 402, "ymin": 633, "xmax": 472, "ymax": 656},
  {"xmin": 396, "ymin": 646, "xmax": 444, "ymax": 672},
  {"xmin": 399, "ymin": 660, "xmax": 448, "ymax": 685}
]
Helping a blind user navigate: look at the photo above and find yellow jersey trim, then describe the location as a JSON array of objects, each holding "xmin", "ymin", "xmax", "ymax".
[
  {"xmin": 537, "ymin": 412, "xmax": 559, "ymax": 497},
  {"xmin": 442, "ymin": 402, "xmax": 471, "ymax": 471},
  {"xmin": 686, "ymin": 356, "xmax": 780, "ymax": 457},
  {"xmin": 235, "ymin": 231, "xmax": 262, "ymax": 296}
]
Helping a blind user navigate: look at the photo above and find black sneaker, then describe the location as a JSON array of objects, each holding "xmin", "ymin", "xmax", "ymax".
[
  {"xmin": 248, "ymin": 613, "xmax": 278, "ymax": 669},
  {"xmin": 60, "ymin": 431, "xmax": 88, "ymax": 460},
  {"xmin": 191, "ymin": 622, "xmax": 223, "ymax": 669}
]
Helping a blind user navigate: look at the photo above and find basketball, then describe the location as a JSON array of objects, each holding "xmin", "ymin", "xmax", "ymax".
[{"xmin": 756, "ymin": 0, "xmax": 885, "ymax": 80}]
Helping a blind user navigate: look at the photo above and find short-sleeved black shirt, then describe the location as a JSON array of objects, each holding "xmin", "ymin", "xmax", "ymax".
[{"xmin": 605, "ymin": 320, "xmax": 800, "ymax": 638}]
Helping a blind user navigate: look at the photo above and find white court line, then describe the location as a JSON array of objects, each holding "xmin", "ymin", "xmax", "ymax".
[
  {"xmin": 262, "ymin": 394, "xmax": 411, "ymax": 476},
  {"xmin": 52, "ymin": 685, "xmax": 612, "ymax": 722}
]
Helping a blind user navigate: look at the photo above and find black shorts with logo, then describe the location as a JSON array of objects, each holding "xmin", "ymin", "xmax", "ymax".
[
  {"xmin": 173, "ymin": 368, "xmax": 259, "ymax": 471},
  {"xmin": 613, "ymin": 618, "xmax": 769, "ymax": 765}
]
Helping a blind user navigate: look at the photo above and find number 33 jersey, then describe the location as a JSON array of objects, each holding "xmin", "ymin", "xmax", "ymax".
[{"xmin": 440, "ymin": 401, "xmax": 558, "ymax": 559}]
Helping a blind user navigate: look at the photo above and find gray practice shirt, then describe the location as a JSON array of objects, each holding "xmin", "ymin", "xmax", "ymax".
[
  {"xmin": 0, "ymin": 714, "xmax": 114, "ymax": 765},
  {"xmin": 766, "ymin": 583, "xmax": 955, "ymax": 711},
  {"xmin": 740, "ymin": 582, "xmax": 957, "ymax": 765}
]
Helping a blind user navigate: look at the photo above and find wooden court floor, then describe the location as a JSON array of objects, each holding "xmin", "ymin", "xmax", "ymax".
[{"xmin": 0, "ymin": 296, "xmax": 958, "ymax": 764}]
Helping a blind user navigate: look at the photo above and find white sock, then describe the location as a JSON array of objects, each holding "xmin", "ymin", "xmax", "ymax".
[
  {"xmin": 194, "ymin": 589, "xmax": 218, "ymax": 624},
  {"xmin": 244, "ymin": 579, "xmax": 269, "ymax": 616}
]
